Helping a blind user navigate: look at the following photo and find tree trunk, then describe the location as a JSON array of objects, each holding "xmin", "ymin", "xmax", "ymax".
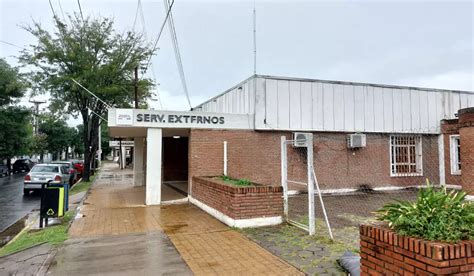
[
  {"xmin": 81, "ymin": 109, "xmax": 100, "ymax": 182},
  {"xmin": 6, "ymin": 158, "xmax": 11, "ymax": 174}
]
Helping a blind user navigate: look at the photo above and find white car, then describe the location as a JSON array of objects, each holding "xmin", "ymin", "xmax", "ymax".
[{"xmin": 23, "ymin": 164, "xmax": 70, "ymax": 195}]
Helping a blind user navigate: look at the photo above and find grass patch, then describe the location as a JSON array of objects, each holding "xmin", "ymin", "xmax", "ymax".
[
  {"xmin": 70, "ymin": 172, "xmax": 98, "ymax": 195},
  {"xmin": 220, "ymin": 175, "xmax": 252, "ymax": 186},
  {"xmin": 0, "ymin": 211, "xmax": 74, "ymax": 257}
]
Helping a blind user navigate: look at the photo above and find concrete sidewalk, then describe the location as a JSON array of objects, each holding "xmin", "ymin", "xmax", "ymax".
[{"xmin": 49, "ymin": 162, "xmax": 301, "ymax": 275}]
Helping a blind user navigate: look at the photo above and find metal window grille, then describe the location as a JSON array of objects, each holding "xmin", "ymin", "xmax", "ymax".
[{"xmin": 390, "ymin": 135, "xmax": 423, "ymax": 176}]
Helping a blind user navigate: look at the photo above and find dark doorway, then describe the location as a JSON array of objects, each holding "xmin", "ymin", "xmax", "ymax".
[{"xmin": 162, "ymin": 137, "xmax": 188, "ymax": 182}]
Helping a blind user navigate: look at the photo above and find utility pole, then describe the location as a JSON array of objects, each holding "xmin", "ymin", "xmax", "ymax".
[
  {"xmin": 134, "ymin": 66, "xmax": 139, "ymax": 109},
  {"xmin": 29, "ymin": 99, "xmax": 46, "ymax": 134}
]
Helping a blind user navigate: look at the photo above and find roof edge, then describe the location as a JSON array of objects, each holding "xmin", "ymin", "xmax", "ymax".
[
  {"xmin": 255, "ymin": 74, "xmax": 474, "ymax": 94},
  {"xmin": 192, "ymin": 75, "xmax": 256, "ymax": 110}
]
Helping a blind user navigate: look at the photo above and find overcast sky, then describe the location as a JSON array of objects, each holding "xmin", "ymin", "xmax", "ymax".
[{"xmin": 1, "ymin": 0, "xmax": 473, "ymax": 125}]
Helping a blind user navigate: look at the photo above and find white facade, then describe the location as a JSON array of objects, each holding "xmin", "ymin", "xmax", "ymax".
[{"xmin": 194, "ymin": 75, "xmax": 474, "ymax": 134}]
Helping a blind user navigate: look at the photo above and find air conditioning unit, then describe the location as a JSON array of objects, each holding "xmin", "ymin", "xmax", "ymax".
[
  {"xmin": 347, "ymin": 133, "xmax": 366, "ymax": 149},
  {"xmin": 293, "ymin": 132, "xmax": 310, "ymax": 147}
]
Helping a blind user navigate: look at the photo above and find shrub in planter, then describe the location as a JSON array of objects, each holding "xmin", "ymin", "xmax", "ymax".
[{"xmin": 375, "ymin": 183, "xmax": 474, "ymax": 243}]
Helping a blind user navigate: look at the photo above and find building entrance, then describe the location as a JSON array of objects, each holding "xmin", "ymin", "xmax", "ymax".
[{"xmin": 161, "ymin": 136, "xmax": 189, "ymax": 202}]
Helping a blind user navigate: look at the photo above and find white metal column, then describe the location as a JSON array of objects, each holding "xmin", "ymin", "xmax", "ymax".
[
  {"xmin": 146, "ymin": 128, "xmax": 162, "ymax": 205},
  {"xmin": 306, "ymin": 134, "xmax": 315, "ymax": 235},
  {"xmin": 134, "ymin": 137, "xmax": 145, "ymax": 187},
  {"xmin": 281, "ymin": 136, "xmax": 288, "ymax": 219}
]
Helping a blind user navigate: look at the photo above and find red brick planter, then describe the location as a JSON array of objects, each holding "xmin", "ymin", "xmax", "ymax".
[
  {"xmin": 191, "ymin": 176, "xmax": 283, "ymax": 220},
  {"xmin": 360, "ymin": 224, "xmax": 474, "ymax": 275}
]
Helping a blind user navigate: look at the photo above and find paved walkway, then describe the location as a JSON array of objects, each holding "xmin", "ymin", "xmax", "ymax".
[{"xmin": 53, "ymin": 163, "xmax": 301, "ymax": 275}]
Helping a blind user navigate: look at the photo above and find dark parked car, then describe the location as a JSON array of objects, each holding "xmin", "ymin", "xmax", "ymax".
[
  {"xmin": 0, "ymin": 164, "xmax": 10, "ymax": 176},
  {"xmin": 12, "ymin": 159, "xmax": 35, "ymax": 173}
]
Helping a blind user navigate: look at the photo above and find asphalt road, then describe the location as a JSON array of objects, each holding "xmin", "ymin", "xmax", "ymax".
[{"xmin": 0, "ymin": 172, "xmax": 40, "ymax": 232}]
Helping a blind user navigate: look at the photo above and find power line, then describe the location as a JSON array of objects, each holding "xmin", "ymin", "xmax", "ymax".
[
  {"xmin": 253, "ymin": 0, "xmax": 257, "ymax": 75},
  {"xmin": 142, "ymin": 0, "xmax": 175, "ymax": 78},
  {"xmin": 164, "ymin": 0, "xmax": 192, "ymax": 109},
  {"xmin": 77, "ymin": 0, "xmax": 84, "ymax": 22},
  {"xmin": 57, "ymin": 0, "xmax": 66, "ymax": 21},
  {"xmin": 137, "ymin": 1, "xmax": 163, "ymax": 109},
  {"xmin": 132, "ymin": 0, "xmax": 141, "ymax": 30},
  {"xmin": 0, "ymin": 40, "xmax": 25, "ymax": 50}
]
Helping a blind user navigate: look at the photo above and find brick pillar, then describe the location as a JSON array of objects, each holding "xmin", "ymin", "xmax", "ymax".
[{"xmin": 458, "ymin": 107, "xmax": 474, "ymax": 195}]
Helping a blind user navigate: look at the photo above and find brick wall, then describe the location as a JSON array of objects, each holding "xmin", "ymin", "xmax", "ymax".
[
  {"xmin": 189, "ymin": 129, "xmax": 440, "ymax": 190},
  {"xmin": 360, "ymin": 224, "xmax": 474, "ymax": 275},
  {"xmin": 191, "ymin": 176, "xmax": 283, "ymax": 219},
  {"xmin": 459, "ymin": 108, "xmax": 474, "ymax": 194},
  {"xmin": 441, "ymin": 119, "xmax": 462, "ymax": 186}
]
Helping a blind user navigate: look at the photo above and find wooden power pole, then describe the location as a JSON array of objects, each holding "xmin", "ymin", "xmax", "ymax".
[{"xmin": 134, "ymin": 66, "xmax": 139, "ymax": 109}]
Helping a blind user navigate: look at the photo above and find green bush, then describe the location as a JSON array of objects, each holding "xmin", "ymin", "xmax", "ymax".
[
  {"xmin": 375, "ymin": 184, "xmax": 474, "ymax": 243},
  {"xmin": 220, "ymin": 175, "xmax": 252, "ymax": 186},
  {"xmin": 237, "ymin": 179, "xmax": 251, "ymax": 186}
]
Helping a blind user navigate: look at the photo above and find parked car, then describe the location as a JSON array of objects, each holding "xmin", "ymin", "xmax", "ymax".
[
  {"xmin": 23, "ymin": 164, "xmax": 70, "ymax": 195},
  {"xmin": 12, "ymin": 159, "xmax": 35, "ymax": 173},
  {"xmin": 71, "ymin": 160, "xmax": 84, "ymax": 178},
  {"xmin": 0, "ymin": 164, "xmax": 10, "ymax": 176},
  {"xmin": 50, "ymin": 161, "xmax": 77, "ymax": 186}
]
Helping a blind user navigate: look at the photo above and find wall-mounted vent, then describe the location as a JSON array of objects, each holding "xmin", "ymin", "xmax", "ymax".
[
  {"xmin": 347, "ymin": 133, "xmax": 366, "ymax": 148},
  {"xmin": 293, "ymin": 132, "xmax": 310, "ymax": 147}
]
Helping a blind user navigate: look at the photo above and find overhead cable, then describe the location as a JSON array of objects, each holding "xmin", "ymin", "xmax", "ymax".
[
  {"xmin": 164, "ymin": 0, "xmax": 192, "ymax": 109},
  {"xmin": 142, "ymin": 0, "xmax": 175, "ymax": 78}
]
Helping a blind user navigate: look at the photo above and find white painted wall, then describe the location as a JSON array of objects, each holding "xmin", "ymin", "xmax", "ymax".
[
  {"xmin": 146, "ymin": 128, "xmax": 162, "ymax": 205},
  {"xmin": 194, "ymin": 75, "xmax": 474, "ymax": 134}
]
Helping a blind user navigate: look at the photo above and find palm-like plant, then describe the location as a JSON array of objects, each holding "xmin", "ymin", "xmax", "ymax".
[{"xmin": 375, "ymin": 181, "xmax": 474, "ymax": 243}]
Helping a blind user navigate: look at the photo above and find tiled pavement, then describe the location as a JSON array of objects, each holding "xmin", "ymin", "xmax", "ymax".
[{"xmin": 65, "ymin": 163, "xmax": 302, "ymax": 275}]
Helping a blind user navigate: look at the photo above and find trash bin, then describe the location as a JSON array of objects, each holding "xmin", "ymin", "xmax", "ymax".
[
  {"xmin": 49, "ymin": 183, "xmax": 69, "ymax": 211},
  {"xmin": 39, "ymin": 182, "xmax": 68, "ymax": 227}
]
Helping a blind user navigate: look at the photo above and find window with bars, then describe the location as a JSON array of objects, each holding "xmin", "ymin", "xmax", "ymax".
[
  {"xmin": 450, "ymin": 135, "xmax": 461, "ymax": 175},
  {"xmin": 390, "ymin": 135, "xmax": 423, "ymax": 176}
]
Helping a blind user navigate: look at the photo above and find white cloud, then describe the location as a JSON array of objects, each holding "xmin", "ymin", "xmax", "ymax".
[{"xmin": 148, "ymin": 89, "xmax": 209, "ymax": 111}]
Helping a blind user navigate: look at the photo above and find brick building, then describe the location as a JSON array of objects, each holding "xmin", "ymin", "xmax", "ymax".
[{"xmin": 108, "ymin": 75, "xmax": 474, "ymax": 225}]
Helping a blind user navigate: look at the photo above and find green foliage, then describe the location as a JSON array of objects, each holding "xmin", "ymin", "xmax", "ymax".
[
  {"xmin": 0, "ymin": 58, "xmax": 25, "ymax": 107},
  {"xmin": 0, "ymin": 211, "xmax": 73, "ymax": 257},
  {"xmin": 70, "ymin": 172, "xmax": 97, "ymax": 195},
  {"xmin": 237, "ymin": 179, "xmax": 251, "ymax": 186},
  {"xmin": 0, "ymin": 107, "xmax": 32, "ymax": 159},
  {"xmin": 30, "ymin": 133, "xmax": 48, "ymax": 157},
  {"xmin": 220, "ymin": 175, "xmax": 252, "ymax": 186},
  {"xmin": 38, "ymin": 114, "xmax": 77, "ymax": 158},
  {"xmin": 20, "ymin": 13, "xmax": 156, "ymax": 180},
  {"xmin": 0, "ymin": 59, "xmax": 31, "ymax": 160},
  {"xmin": 375, "ymin": 183, "xmax": 474, "ymax": 243}
]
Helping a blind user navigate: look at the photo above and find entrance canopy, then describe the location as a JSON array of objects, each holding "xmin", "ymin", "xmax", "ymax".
[
  {"xmin": 107, "ymin": 108, "xmax": 254, "ymax": 138},
  {"xmin": 106, "ymin": 108, "xmax": 254, "ymax": 205}
]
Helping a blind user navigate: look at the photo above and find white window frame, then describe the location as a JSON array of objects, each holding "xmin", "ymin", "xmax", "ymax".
[
  {"xmin": 449, "ymin": 135, "xmax": 461, "ymax": 175},
  {"xmin": 389, "ymin": 135, "xmax": 423, "ymax": 177}
]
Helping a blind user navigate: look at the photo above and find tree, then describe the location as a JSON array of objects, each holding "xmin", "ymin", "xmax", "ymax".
[
  {"xmin": 31, "ymin": 133, "xmax": 48, "ymax": 162},
  {"xmin": 0, "ymin": 107, "xmax": 32, "ymax": 166},
  {"xmin": 72, "ymin": 124, "xmax": 85, "ymax": 157},
  {"xmin": 0, "ymin": 59, "xmax": 25, "ymax": 106},
  {"xmin": 21, "ymin": 14, "xmax": 155, "ymax": 180},
  {"xmin": 0, "ymin": 59, "xmax": 31, "ymax": 167},
  {"xmin": 38, "ymin": 114, "xmax": 73, "ymax": 160}
]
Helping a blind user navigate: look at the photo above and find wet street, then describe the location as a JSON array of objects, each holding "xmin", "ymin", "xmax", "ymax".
[{"xmin": 0, "ymin": 173, "xmax": 40, "ymax": 232}]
